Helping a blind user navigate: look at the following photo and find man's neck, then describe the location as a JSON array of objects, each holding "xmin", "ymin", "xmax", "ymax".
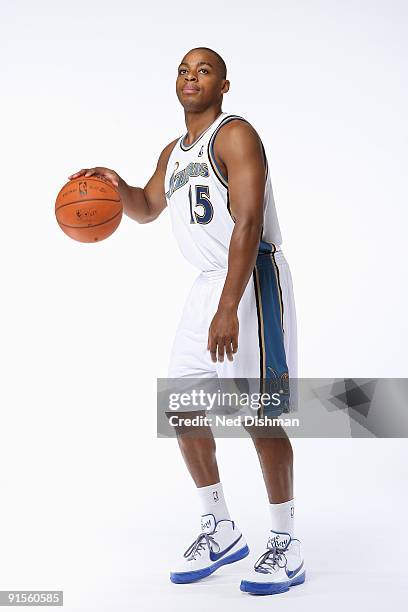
[{"xmin": 183, "ymin": 107, "xmax": 223, "ymax": 145}]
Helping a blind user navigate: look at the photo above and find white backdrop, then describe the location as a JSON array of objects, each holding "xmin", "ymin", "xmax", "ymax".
[{"xmin": 1, "ymin": 1, "xmax": 407, "ymax": 610}]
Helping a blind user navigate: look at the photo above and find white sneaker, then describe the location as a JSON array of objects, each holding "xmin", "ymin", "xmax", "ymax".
[
  {"xmin": 240, "ymin": 530, "xmax": 306, "ymax": 595},
  {"xmin": 170, "ymin": 514, "xmax": 249, "ymax": 584}
]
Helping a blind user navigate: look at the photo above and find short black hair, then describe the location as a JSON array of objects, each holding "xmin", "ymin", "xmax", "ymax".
[{"xmin": 187, "ymin": 47, "xmax": 227, "ymax": 79}]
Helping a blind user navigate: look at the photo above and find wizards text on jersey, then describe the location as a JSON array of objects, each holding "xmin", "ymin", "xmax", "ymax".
[{"xmin": 166, "ymin": 161, "xmax": 209, "ymax": 199}]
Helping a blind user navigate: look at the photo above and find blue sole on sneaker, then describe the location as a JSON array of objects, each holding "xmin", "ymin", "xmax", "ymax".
[
  {"xmin": 240, "ymin": 570, "xmax": 306, "ymax": 595},
  {"xmin": 170, "ymin": 544, "xmax": 250, "ymax": 584}
]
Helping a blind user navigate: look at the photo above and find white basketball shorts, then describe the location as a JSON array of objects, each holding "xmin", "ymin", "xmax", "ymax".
[{"xmin": 168, "ymin": 247, "xmax": 297, "ymax": 383}]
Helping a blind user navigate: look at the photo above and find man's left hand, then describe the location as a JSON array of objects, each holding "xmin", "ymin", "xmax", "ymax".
[{"xmin": 207, "ymin": 308, "xmax": 239, "ymax": 363}]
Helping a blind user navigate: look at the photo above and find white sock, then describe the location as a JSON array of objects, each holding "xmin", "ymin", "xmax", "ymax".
[
  {"xmin": 197, "ymin": 482, "xmax": 231, "ymax": 524},
  {"xmin": 269, "ymin": 499, "xmax": 294, "ymax": 537}
]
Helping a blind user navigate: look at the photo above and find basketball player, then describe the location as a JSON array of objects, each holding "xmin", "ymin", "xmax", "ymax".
[{"xmin": 69, "ymin": 47, "xmax": 305, "ymax": 595}]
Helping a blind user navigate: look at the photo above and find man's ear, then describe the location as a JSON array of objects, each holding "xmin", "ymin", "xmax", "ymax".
[{"xmin": 221, "ymin": 79, "xmax": 230, "ymax": 94}]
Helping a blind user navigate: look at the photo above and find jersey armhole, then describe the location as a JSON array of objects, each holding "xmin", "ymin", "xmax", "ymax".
[{"xmin": 207, "ymin": 115, "xmax": 268, "ymax": 187}]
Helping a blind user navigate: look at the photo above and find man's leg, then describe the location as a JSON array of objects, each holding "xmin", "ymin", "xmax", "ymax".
[
  {"xmin": 251, "ymin": 433, "xmax": 293, "ymax": 503},
  {"xmin": 166, "ymin": 269, "xmax": 250, "ymax": 583},
  {"xmin": 248, "ymin": 426, "xmax": 295, "ymax": 539},
  {"xmin": 229, "ymin": 249, "xmax": 305, "ymax": 594},
  {"xmin": 176, "ymin": 425, "xmax": 219, "ymax": 488},
  {"xmin": 168, "ymin": 416, "xmax": 249, "ymax": 583},
  {"xmin": 175, "ymin": 420, "xmax": 230, "ymax": 522}
]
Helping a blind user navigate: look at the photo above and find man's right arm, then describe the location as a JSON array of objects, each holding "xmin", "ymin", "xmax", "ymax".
[{"xmin": 68, "ymin": 138, "xmax": 178, "ymax": 224}]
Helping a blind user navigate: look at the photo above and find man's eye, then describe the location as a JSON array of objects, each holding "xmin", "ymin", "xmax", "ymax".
[
  {"xmin": 178, "ymin": 69, "xmax": 187, "ymax": 75},
  {"xmin": 199, "ymin": 69, "xmax": 208, "ymax": 74}
]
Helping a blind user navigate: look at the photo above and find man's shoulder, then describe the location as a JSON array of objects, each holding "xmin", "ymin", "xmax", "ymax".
[
  {"xmin": 162, "ymin": 137, "xmax": 180, "ymax": 156},
  {"xmin": 157, "ymin": 137, "xmax": 180, "ymax": 168},
  {"xmin": 214, "ymin": 115, "xmax": 261, "ymax": 150}
]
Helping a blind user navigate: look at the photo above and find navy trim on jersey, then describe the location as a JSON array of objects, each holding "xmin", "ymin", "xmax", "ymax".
[
  {"xmin": 226, "ymin": 191, "xmax": 235, "ymax": 221},
  {"xmin": 180, "ymin": 112, "xmax": 225, "ymax": 152},
  {"xmin": 207, "ymin": 115, "xmax": 269, "ymax": 188},
  {"xmin": 207, "ymin": 115, "xmax": 247, "ymax": 188},
  {"xmin": 260, "ymin": 141, "xmax": 269, "ymax": 180}
]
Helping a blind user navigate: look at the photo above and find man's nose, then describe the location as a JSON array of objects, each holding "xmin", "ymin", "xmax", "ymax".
[{"xmin": 185, "ymin": 73, "xmax": 197, "ymax": 81}]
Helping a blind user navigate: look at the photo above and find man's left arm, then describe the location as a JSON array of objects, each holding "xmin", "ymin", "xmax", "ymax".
[{"xmin": 207, "ymin": 121, "xmax": 266, "ymax": 363}]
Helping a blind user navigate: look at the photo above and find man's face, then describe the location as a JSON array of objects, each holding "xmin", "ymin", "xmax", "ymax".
[{"xmin": 176, "ymin": 50, "xmax": 229, "ymax": 112}]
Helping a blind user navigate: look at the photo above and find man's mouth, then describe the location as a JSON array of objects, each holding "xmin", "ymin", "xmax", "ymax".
[{"xmin": 182, "ymin": 86, "xmax": 200, "ymax": 94}]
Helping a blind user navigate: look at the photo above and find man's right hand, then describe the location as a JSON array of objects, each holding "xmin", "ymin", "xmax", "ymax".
[
  {"xmin": 68, "ymin": 167, "xmax": 121, "ymax": 189},
  {"xmin": 67, "ymin": 137, "xmax": 177, "ymax": 224}
]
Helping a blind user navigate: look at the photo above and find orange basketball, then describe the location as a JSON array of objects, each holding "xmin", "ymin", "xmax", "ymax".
[{"xmin": 55, "ymin": 176, "xmax": 123, "ymax": 242}]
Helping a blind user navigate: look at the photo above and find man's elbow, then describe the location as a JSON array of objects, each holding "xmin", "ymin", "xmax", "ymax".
[
  {"xmin": 137, "ymin": 209, "xmax": 162, "ymax": 224},
  {"xmin": 234, "ymin": 215, "xmax": 263, "ymax": 236},
  {"xmin": 124, "ymin": 209, "xmax": 161, "ymax": 224}
]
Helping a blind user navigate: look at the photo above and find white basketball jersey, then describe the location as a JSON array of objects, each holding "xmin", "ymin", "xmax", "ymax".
[{"xmin": 164, "ymin": 112, "xmax": 282, "ymax": 271}]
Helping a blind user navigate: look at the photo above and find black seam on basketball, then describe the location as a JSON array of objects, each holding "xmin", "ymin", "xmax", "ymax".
[
  {"xmin": 56, "ymin": 209, "xmax": 122, "ymax": 229},
  {"xmin": 56, "ymin": 197, "xmax": 121, "ymax": 210}
]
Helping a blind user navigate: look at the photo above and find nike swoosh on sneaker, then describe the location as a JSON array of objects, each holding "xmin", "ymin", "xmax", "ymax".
[
  {"xmin": 209, "ymin": 535, "xmax": 243, "ymax": 562},
  {"xmin": 286, "ymin": 561, "xmax": 304, "ymax": 579}
]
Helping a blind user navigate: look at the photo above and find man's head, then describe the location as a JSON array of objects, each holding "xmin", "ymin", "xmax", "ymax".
[{"xmin": 176, "ymin": 47, "xmax": 230, "ymax": 112}]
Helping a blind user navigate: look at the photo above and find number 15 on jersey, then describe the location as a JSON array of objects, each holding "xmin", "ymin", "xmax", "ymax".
[{"xmin": 189, "ymin": 185, "xmax": 214, "ymax": 225}]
